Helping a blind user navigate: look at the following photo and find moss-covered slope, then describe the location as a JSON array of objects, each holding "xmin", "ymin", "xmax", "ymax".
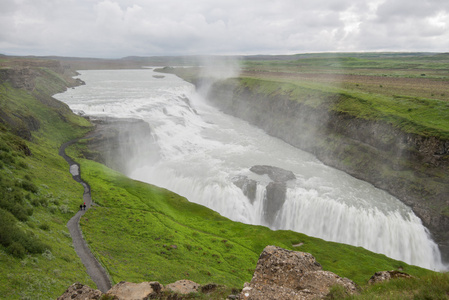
[{"xmin": 0, "ymin": 59, "xmax": 94, "ymax": 298}]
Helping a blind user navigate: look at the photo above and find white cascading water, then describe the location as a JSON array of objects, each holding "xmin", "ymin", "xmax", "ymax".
[{"xmin": 55, "ymin": 69, "xmax": 445, "ymax": 271}]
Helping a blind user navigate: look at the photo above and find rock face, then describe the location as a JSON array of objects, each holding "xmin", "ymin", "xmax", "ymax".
[
  {"xmin": 85, "ymin": 117, "xmax": 159, "ymax": 175},
  {"xmin": 250, "ymin": 165, "xmax": 295, "ymax": 226},
  {"xmin": 264, "ymin": 182, "xmax": 287, "ymax": 225},
  {"xmin": 239, "ymin": 245, "xmax": 358, "ymax": 300},
  {"xmin": 233, "ymin": 165, "xmax": 296, "ymax": 226},
  {"xmin": 233, "ymin": 175, "xmax": 258, "ymax": 204}
]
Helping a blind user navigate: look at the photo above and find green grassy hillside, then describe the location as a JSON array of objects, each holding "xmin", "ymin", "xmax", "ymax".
[
  {"xmin": 0, "ymin": 61, "xmax": 94, "ymax": 298},
  {"xmin": 0, "ymin": 56, "xmax": 448, "ymax": 299}
]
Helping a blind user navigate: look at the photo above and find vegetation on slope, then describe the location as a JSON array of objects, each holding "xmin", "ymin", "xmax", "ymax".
[{"xmin": 0, "ymin": 60, "xmax": 94, "ymax": 299}]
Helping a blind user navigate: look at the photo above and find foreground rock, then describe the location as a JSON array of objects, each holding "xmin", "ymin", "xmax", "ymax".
[
  {"xmin": 57, "ymin": 283, "xmax": 103, "ymax": 300},
  {"xmin": 105, "ymin": 281, "xmax": 163, "ymax": 299},
  {"xmin": 58, "ymin": 280, "xmax": 204, "ymax": 300},
  {"xmin": 59, "ymin": 246, "xmax": 360, "ymax": 299},
  {"xmin": 165, "ymin": 279, "xmax": 200, "ymax": 294},
  {"xmin": 368, "ymin": 270, "xmax": 413, "ymax": 284},
  {"xmin": 239, "ymin": 245, "xmax": 358, "ymax": 300}
]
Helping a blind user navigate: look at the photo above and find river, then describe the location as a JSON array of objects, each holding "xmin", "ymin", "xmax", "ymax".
[{"xmin": 55, "ymin": 68, "xmax": 445, "ymax": 271}]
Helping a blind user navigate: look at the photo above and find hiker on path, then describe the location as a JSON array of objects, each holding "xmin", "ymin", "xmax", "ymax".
[
  {"xmin": 80, "ymin": 204, "xmax": 83, "ymax": 211},
  {"xmin": 83, "ymin": 204, "xmax": 86, "ymax": 210}
]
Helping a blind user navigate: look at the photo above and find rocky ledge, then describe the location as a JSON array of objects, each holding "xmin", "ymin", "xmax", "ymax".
[
  {"xmin": 58, "ymin": 279, "xmax": 203, "ymax": 300},
  {"xmin": 59, "ymin": 245, "xmax": 407, "ymax": 299},
  {"xmin": 239, "ymin": 245, "xmax": 358, "ymax": 300}
]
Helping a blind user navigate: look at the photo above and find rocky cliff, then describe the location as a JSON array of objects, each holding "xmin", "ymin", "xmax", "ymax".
[
  {"xmin": 204, "ymin": 79, "xmax": 449, "ymax": 262},
  {"xmin": 0, "ymin": 61, "xmax": 84, "ymax": 141},
  {"xmin": 82, "ymin": 116, "xmax": 159, "ymax": 175}
]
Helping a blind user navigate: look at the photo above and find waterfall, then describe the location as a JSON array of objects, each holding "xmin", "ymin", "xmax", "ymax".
[{"xmin": 55, "ymin": 69, "xmax": 446, "ymax": 271}]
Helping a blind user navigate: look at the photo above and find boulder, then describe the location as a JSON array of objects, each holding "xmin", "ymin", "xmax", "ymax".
[
  {"xmin": 105, "ymin": 281, "xmax": 163, "ymax": 299},
  {"xmin": 165, "ymin": 279, "xmax": 200, "ymax": 294},
  {"xmin": 240, "ymin": 245, "xmax": 357, "ymax": 299},
  {"xmin": 368, "ymin": 270, "xmax": 413, "ymax": 284},
  {"xmin": 57, "ymin": 282, "xmax": 103, "ymax": 300},
  {"xmin": 250, "ymin": 165, "xmax": 296, "ymax": 182}
]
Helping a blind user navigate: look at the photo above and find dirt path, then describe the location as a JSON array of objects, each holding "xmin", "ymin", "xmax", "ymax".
[{"xmin": 59, "ymin": 139, "xmax": 112, "ymax": 293}]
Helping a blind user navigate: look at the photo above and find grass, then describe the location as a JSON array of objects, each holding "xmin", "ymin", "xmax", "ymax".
[
  {"xmin": 69, "ymin": 155, "xmax": 434, "ymax": 290},
  {"xmin": 235, "ymin": 75, "xmax": 449, "ymax": 139},
  {"xmin": 0, "ymin": 63, "xmax": 95, "ymax": 299},
  {"xmin": 341, "ymin": 273, "xmax": 449, "ymax": 299}
]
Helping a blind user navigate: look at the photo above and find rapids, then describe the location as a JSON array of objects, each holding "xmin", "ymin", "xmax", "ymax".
[{"xmin": 55, "ymin": 69, "xmax": 445, "ymax": 271}]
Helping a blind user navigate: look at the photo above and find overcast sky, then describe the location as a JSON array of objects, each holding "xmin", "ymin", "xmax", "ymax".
[{"xmin": 1, "ymin": 0, "xmax": 448, "ymax": 58}]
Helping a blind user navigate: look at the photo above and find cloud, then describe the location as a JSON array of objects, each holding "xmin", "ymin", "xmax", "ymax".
[
  {"xmin": 0, "ymin": 0, "xmax": 448, "ymax": 57},
  {"xmin": 355, "ymin": 0, "xmax": 449, "ymax": 51}
]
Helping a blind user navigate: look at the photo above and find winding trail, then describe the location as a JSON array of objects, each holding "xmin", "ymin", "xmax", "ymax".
[{"xmin": 59, "ymin": 139, "xmax": 112, "ymax": 293}]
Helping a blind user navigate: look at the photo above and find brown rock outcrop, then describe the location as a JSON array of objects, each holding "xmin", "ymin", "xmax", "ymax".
[
  {"xmin": 105, "ymin": 281, "xmax": 163, "ymax": 299},
  {"xmin": 368, "ymin": 270, "xmax": 413, "ymax": 284},
  {"xmin": 57, "ymin": 283, "xmax": 103, "ymax": 300},
  {"xmin": 165, "ymin": 279, "xmax": 200, "ymax": 294},
  {"xmin": 240, "ymin": 245, "xmax": 357, "ymax": 299}
]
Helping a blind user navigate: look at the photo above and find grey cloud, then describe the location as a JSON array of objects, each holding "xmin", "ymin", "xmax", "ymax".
[{"xmin": 0, "ymin": 0, "xmax": 448, "ymax": 57}]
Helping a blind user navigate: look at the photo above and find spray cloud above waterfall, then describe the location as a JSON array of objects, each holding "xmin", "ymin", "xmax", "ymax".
[
  {"xmin": 195, "ymin": 56, "xmax": 242, "ymax": 97},
  {"xmin": 199, "ymin": 56, "xmax": 242, "ymax": 80}
]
